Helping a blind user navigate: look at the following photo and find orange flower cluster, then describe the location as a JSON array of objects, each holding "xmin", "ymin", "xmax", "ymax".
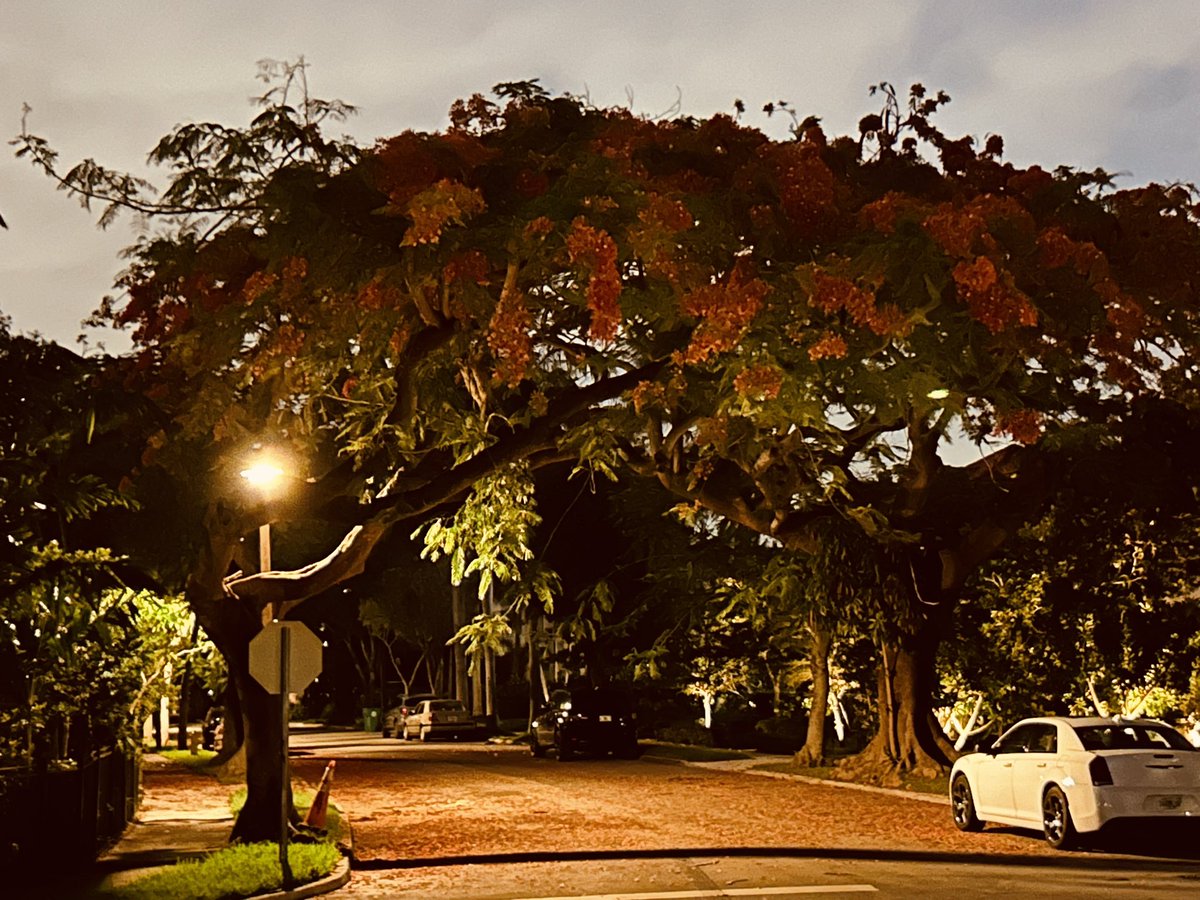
[
  {"xmin": 952, "ymin": 256, "xmax": 1038, "ymax": 333},
  {"xmin": 250, "ymin": 322, "xmax": 305, "ymax": 377},
  {"xmin": 443, "ymin": 249, "xmax": 492, "ymax": 285},
  {"xmin": 631, "ymin": 380, "xmax": 666, "ymax": 414},
  {"xmin": 566, "ymin": 217, "xmax": 622, "ymax": 342},
  {"xmin": 809, "ymin": 271, "xmax": 910, "ymax": 338},
  {"xmin": 402, "ymin": 179, "xmax": 486, "ymax": 246},
  {"xmin": 640, "ymin": 194, "xmax": 694, "ymax": 232},
  {"xmin": 1035, "ymin": 227, "xmax": 1076, "ymax": 269},
  {"xmin": 680, "ymin": 268, "xmax": 771, "ymax": 364},
  {"xmin": 924, "ymin": 196, "xmax": 1031, "ymax": 260},
  {"xmin": 858, "ymin": 191, "xmax": 915, "ymax": 234},
  {"xmin": 733, "ymin": 364, "xmax": 783, "ymax": 400},
  {"xmin": 280, "ymin": 257, "xmax": 309, "ymax": 304},
  {"xmin": 356, "ymin": 279, "xmax": 403, "ymax": 311},
  {"xmin": 808, "ymin": 331, "xmax": 848, "ymax": 361},
  {"xmin": 765, "ymin": 143, "xmax": 836, "ymax": 237},
  {"xmin": 994, "ymin": 408, "xmax": 1043, "ymax": 445},
  {"xmin": 487, "ymin": 282, "xmax": 533, "ymax": 386},
  {"xmin": 1095, "ymin": 278, "xmax": 1145, "ymax": 339},
  {"xmin": 524, "ymin": 216, "xmax": 555, "ymax": 239},
  {"xmin": 242, "ymin": 270, "xmax": 278, "ymax": 304},
  {"xmin": 629, "ymin": 194, "xmax": 694, "ymax": 281},
  {"xmin": 923, "ymin": 204, "xmax": 988, "ymax": 259}
]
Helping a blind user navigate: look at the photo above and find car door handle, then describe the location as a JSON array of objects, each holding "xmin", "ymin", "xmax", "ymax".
[
  {"xmin": 1002, "ymin": 762, "xmax": 1012, "ymax": 768},
  {"xmin": 1036, "ymin": 763, "xmax": 1047, "ymax": 768}
]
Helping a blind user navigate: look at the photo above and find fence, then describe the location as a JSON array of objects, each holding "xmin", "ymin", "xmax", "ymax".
[{"xmin": 0, "ymin": 746, "xmax": 139, "ymax": 872}]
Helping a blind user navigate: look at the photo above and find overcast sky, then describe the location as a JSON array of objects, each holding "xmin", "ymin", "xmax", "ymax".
[{"xmin": 3, "ymin": 0, "xmax": 1199, "ymax": 353}]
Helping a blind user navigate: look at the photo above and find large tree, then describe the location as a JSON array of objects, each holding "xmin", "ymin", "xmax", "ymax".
[
  {"xmin": 20, "ymin": 68, "xmax": 1200, "ymax": 826},
  {"xmin": 606, "ymin": 83, "xmax": 1200, "ymax": 777}
]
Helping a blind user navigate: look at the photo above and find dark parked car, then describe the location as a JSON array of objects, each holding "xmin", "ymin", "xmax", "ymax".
[
  {"xmin": 382, "ymin": 693, "xmax": 440, "ymax": 738},
  {"xmin": 531, "ymin": 687, "xmax": 639, "ymax": 760}
]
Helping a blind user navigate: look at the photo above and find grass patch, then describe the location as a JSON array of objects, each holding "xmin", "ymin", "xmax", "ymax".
[
  {"xmin": 643, "ymin": 742, "xmax": 755, "ymax": 763},
  {"xmin": 105, "ymin": 841, "xmax": 339, "ymax": 900},
  {"xmin": 157, "ymin": 748, "xmax": 218, "ymax": 768}
]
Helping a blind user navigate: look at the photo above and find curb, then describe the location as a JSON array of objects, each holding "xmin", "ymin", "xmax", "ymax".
[
  {"xmin": 250, "ymin": 854, "xmax": 351, "ymax": 900},
  {"xmin": 660, "ymin": 754, "xmax": 951, "ymax": 806}
]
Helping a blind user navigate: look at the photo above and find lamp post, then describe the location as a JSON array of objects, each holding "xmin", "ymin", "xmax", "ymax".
[
  {"xmin": 238, "ymin": 453, "xmax": 293, "ymax": 886},
  {"xmin": 239, "ymin": 458, "xmax": 285, "ymax": 620}
]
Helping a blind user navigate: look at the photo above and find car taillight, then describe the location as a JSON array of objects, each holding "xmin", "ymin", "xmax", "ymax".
[{"xmin": 1089, "ymin": 756, "xmax": 1114, "ymax": 786}]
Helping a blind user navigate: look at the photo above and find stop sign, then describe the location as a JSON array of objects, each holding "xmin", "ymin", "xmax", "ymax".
[{"xmin": 249, "ymin": 621, "xmax": 323, "ymax": 694}]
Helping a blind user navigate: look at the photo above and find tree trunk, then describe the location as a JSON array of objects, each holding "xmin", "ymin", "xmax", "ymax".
[
  {"xmin": 794, "ymin": 619, "xmax": 832, "ymax": 766},
  {"xmin": 837, "ymin": 622, "xmax": 955, "ymax": 786},
  {"xmin": 227, "ymin": 636, "xmax": 297, "ymax": 843},
  {"xmin": 451, "ymin": 582, "xmax": 469, "ymax": 705}
]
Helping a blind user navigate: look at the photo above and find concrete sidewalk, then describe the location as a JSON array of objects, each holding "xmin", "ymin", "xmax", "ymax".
[
  {"xmin": 85, "ymin": 752, "xmax": 350, "ymax": 897},
  {"xmin": 93, "ymin": 753, "xmax": 237, "ymax": 892}
]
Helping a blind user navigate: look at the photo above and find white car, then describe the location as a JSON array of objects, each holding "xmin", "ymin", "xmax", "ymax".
[
  {"xmin": 950, "ymin": 716, "xmax": 1200, "ymax": 849},
  {"xmin": 402, "ymin": 699, "xmax": 477, "ymax": 742}
]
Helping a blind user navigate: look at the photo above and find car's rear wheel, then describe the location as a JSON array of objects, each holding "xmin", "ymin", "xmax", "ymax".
[
  {"xmin": 950, "ymin": 774, "xmax": 983, "ymax": 832},
  {"xmin": 1042, "ymin": 785, "xmax": 1076, "ymax": 850},
  {"xmin": 530, "ymin": 733, "xmax": 547, "ymax": 757}
]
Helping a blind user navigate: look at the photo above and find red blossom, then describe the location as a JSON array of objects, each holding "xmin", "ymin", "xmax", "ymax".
[
  {"xmin": 808, "ymin": 331, "xmax": 848, "ymax": 361},
  {"xmin": 487, "ymin": 283, "xmax": 533, "ymax": 385},
  {"xmin": 402, "ymin": 179, "xmax": 486, "ymax": 246},
  {"xmin": 994, "ymin": 408, "xmax": 1043, "ymax": 445},
  {"xmin": 680, "ymin": 266, "xmax": 770, "ymax": 363},
  {"xmin": 566, "ymin": 217, "xmax": 622, "ymax": 342},
  {"xmin": 952, "ymin": 257, "xmax": 1037, "ymax": 333},
  {"xmin": 733, "ymin": 365, "xmax": 783, "ymax": 400},
  {"xmin": 443, "ymin": 250, "xmax": 492, "ymax": 285}
]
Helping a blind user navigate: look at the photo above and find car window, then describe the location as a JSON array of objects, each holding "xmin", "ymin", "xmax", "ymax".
[
  {"xmin": 568, "ymin": 689, "xmax": 633, "ymax": 715},
  {"xmin": 1033, "ymin": 724, "xmax": 1057, "ymax": 753},
  {"xmin": 1073, "ymin": 723, "xmax": 1196, "ymax": 752},
  {"xmin": 995, "ymin": 723, "xmax": 1055, "ymax": 753},
  {"xmin": 430, "ymin": 700, "xmax": 465, "ymax": 711}
]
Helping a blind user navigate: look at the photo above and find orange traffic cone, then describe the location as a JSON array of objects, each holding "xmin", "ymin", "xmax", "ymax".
[{"xmin": 303, "ymin": 760, "xmax": 336, "ymax": 829}]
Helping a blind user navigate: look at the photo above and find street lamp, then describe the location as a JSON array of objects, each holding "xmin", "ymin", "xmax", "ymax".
[
  {"xmin": 239, "ymin": 451, "xmax": 293, "ymax": 886},
  {"xmin": 239, "ymin": 458, "xmax": 285, "ymax": 575}
]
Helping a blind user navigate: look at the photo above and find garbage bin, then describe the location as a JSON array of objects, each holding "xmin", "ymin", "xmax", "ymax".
[{"xmin": 362, "ymin": 707, "xmax": 381, "ymax": 732}]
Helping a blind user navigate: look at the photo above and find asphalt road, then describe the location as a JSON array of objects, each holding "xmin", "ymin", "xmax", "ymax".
[{"xmin": 288, "ymin": 729, "xmax": 1200, "ymax": 899}]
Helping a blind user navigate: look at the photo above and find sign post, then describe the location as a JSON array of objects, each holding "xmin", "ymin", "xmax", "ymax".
[{"xmin": 249, "ymin": 621, "xmax": 323, "ymax": 890}]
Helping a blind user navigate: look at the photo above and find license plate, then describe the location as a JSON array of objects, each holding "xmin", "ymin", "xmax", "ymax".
[
  {"xmin": 599, "ymin": 715, "xmax": 612, "ymax": 723},
  {"xmin": 1158, "ymin": 796, "xmax": 1182, "ymax": 810}
]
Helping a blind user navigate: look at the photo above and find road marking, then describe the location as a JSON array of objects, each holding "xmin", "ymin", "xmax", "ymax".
[{"xmin": 517, "ymin": 885, "xmax": 878, "ymax": 899}]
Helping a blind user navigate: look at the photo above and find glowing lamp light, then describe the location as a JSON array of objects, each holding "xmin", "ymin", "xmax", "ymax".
[
  {"xmin": 239, "ymin": 461, "xmax": 285, "ymax": 488},
  {"xmin": 926, "ymin": 388, "xmax": 951, "ymax": 401}
]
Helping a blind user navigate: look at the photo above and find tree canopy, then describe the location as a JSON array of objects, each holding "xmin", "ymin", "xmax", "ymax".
[{"xmin": 16, "ymin": 64, "xmax": 1200, "ymax": 822}]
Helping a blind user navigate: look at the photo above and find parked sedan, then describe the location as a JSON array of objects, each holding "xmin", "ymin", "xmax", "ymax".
[
  {"xmin": 402, "ymin": 699, "xmax": 477, "ymax": 741},
  {"xmin": 950, "ymin": 716, "xmax": 1200, "ymax": 849},
  {"xmin": 530, "ymin": 687, "xmax": 639, "ymax": 761},
  {"xmin": 382, "ymin": 693, "xmax": 440, "ymax": 738}
]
